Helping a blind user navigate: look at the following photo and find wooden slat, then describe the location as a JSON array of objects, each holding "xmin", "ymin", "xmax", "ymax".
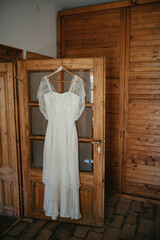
[
  {"xmin": 131, "ymin": 27, "xmax": 160, "ymax": 37},
  {"xmin": 65, "ymin": 27, "xmax": 121, "ymax": 41},
  {"xmin": 126, "ymin": 149, "xmax": 160, "ymax": 167},
  {"xmin": 65, "ymin": 47, "xmax": 120, "ymax": 57},
  {"xmin": 130, "ymin": 46, "xmax": 160, "ymax": 62},
  {"xmin": 126, "ymin": 163, "xmax": 160, "ymax": 173},
  {"xmin": 126, "ymin": 181, "xmax": 160, "ymax": 200},
  {"xmin": 123, "ymin": 7, "xmax": 131, "ymax": 193},
  {"xmin": 66, "ymin": 39, "xmax": 120, "ymax": 50},
  {"xmin": 131, "ymin": 16, "xmax": 160, "ymax": 26},
  {"xmin": 126, "ymin": 174, "xmax": 160, "ymax": 187},
  {"xmin": 131, "ymin": 10, "xmax": 160, "ymax": 20},
  {"xmin": 65, "ymin": 14, "xmax": 120, "ymax": 31},
  {"xmin": 28, "ymin": 102, "xmax": 93, "ymax": 107},
  {"xmin": 30, "ymin": 136, "xmax": 94, "ymax": 142},
  {"xmin": 26, "ymin": 58, "xmax": 94, "ymax": 70},
  {"xmin": 130, "ymin": 62, "xmax": 160, "ymax": 72},
  {"xmin": 132, "ymin": 2, "xmax": 160, "ymax": 12},
  {"xmin": 118, "ymin": 7, "xmax": 126, "ymax": 193},
  {"xmin": 132, "ymin": 21, "xmax": 160, "ymax": 31}
]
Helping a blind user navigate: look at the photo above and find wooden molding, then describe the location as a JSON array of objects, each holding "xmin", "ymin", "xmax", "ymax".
[
  {"xmin": 58, "ymin": 0, "xmax": 160, "ymax": 16},
  {"xmin": 26, "ymin": 51, "xmax": 53, "ymax": 60},
  {"xmin": 58, "ymin": 1, "xmax": 131, "ymax": 16},
  {"xmin": 0, "ymin": 44, "xmax": 23, "ymax": 60}
]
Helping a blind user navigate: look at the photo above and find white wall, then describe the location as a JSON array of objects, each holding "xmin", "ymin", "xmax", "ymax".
[
  {"xmin": 0, "ymin": 0, "xmax": 124, "ymax": 58},
  {"xmin": 0, "ymin": 0, "xmax": 57, "ymax": 58}
]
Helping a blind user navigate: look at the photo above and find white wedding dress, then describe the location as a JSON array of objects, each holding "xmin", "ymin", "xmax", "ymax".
[{"xmin": 37, "ymin": 74, "xmax": 86, "ymax": 220}]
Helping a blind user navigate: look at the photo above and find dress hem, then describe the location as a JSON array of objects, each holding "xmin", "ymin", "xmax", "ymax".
[{"xmin": 44, "ymin": 212, "xmax": 82, "ymax": 220}]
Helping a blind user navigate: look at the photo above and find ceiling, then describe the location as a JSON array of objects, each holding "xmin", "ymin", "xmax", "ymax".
[{"xmin": 55, "ymin": 0, "xmax": 124, "ymax": 11}]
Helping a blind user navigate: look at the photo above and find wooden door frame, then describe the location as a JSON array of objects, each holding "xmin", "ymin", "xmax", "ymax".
[
  {"xmin": 0, "ymin": 45, "xmax": 24, "ymax": 216},
  {"xmin": 0, "ymin": 62, "xmax": 20, "ymax": 217},
  {"xmin": 18, "ymin": 57, "xmax": 106, "ymax": 226}
]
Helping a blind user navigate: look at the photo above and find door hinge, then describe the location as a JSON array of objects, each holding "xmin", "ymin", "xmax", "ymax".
[
  {"xmin": 16, "ymin": 76, "xmax": 19, "ymax": 97},
  {"xmin": 120, "ymin": 130, "xmax": 125, "ymax": 139}
]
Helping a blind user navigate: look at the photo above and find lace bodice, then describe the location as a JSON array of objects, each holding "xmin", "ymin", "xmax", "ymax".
[{"xmin": 37, "ymin": 75, "xmax": 86, "ymax": 121}]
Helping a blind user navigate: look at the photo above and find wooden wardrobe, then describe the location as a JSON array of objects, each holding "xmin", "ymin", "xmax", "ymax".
[{"xmin": 58, "ymin": 0, "xmax": 160, "ymax": 201}]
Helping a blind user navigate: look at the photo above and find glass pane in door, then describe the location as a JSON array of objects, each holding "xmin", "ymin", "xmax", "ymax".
[
  {"xmin": 79, "ymin": 142, "xmax": 93, "ymax": 172},
  {"xmin": 29, "ymin": 71, "xmax": 58, "ymax": 101},
  {"xmin": 76, "ymin": 107, "xmax": 93, "ymax": 138},
  {"xmin": 31, "ymin": 140, "xmax": 44, "ymax": 168},
  {"xmin": 63, "ymin": 70, "xmax": 94, "ymax": 103},
  {"xmin": 29, "ymin": 69, "xmax": 94, "ymax": 172},
  {"xmin": 30, "ymin": 107, "xmax": 47, "ymax": 135}
]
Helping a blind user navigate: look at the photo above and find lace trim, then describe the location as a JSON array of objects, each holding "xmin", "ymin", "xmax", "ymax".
[
  {"xmin": 69, "ymin": 76, "xmax": 86, "ymax": 121},
  {"xmin": 37, "ymin": 75, "xmax": 86, "ymax": 121}
]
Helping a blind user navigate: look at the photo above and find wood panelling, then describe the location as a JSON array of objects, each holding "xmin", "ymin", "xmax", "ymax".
[
  {"xmin": 123, "ymin": 3, "xmax": 160, "ymax": 199},
  {"xmin": 0, "ymin": 63, "xmax": 20, "ymax": 217},
  {"xmin": 58, "ymin": 7, "xmax": 126, "ymax": 193},
  {"xmin": 59, "ymin": 1, "xmax": 160, "ymax": 200}
]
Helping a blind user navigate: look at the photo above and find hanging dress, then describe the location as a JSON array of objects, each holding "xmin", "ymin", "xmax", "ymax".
[{"xmin": 37, "ymin": 74, "xmax": 86, "ymax": 220}]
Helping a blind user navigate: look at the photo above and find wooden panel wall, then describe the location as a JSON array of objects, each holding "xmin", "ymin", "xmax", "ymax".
[
  {"xmin": 58, "ymin": 7, "xmax": 126, "ymax": 193},
  {"xmin": 123, "ymin": 3, "xmax": 160, "ymax": 199}
]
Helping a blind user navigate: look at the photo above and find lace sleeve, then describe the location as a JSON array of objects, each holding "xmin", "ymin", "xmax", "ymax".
[
  {"xmin": 69, "ymin": 76, "xmax": 86, "ymax": 121},
  {"xmin": 37, "ymin": 78, "xmax": 51, "ymax": 120}
]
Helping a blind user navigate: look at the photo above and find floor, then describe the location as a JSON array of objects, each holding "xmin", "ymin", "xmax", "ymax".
[
  {"xmin": 0, "ymin": 215, "xmax": 17, "ymax": 235},
  {"xmin": 0, "ymin": 196, "xmax": 160, "ymax": 240}
]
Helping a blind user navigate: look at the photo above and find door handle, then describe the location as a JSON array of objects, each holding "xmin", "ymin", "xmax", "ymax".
[{"xmin": 91, "ymin": 139, "xmax": 101, "ymax": 144}]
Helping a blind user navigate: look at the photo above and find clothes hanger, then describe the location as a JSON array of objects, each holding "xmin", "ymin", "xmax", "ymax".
[
  {"xmin": 42, "ymin": 60, "xmax": 84, "ymax": 82},
  {"xmin": 43, "ymin": 60, "xmax": 75, "ymax": 80}
]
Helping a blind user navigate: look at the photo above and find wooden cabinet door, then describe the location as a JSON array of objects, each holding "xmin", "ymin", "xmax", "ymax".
[
  {"xmin": 18, "ymin": 58, "xmax": 105, "ymax": 226},
  {"xmin": 58, "ymin": 7, "xmax": 126, "ymax": 194},
  {"xmin": 123, "ymin": 3, "xmax": 160, "ymax": 200},
  {"xmin": 0, "ymin": 62, "xmax": 20, "ymax": 217}
]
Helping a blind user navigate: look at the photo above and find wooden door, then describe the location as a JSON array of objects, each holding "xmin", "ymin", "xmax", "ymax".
[
  {"xmin": 0, "ymin": 62, "xmax": 20, "ymax": 217},
  {"xmin": 123, "ymin": 3, "xmax": 160, "ymax": 200},
  {"xmin": 18, "ymin": 58, "xmax": 105, "ymax": 226},
  {"xmin": 58, "ymin": 6, "xmax": 126, "ymax": 194}
]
